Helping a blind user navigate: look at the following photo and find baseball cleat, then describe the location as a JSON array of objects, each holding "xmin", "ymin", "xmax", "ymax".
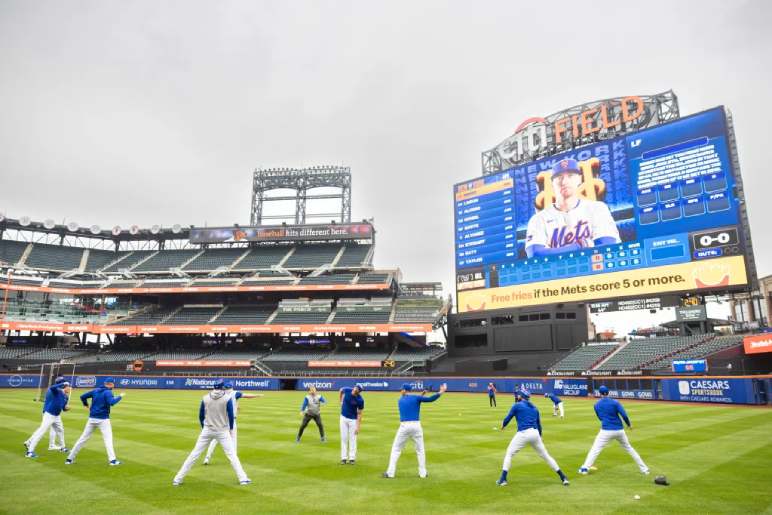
[
  {"xmin": 172, "ymin": 481, "xmax": 182, "ymax": 487},
  {"xmin": 321, "ymin": 437, "xmax": 326, "ymax": 443},
  {"xmin": 25, "ymin": 452, "xmax": 38, "ymax": 459},
  {"xmin": 23, "ymin": 442, "xmax": 29, "ymax": 451},
  {"xmin": 496, "ymin": 479, "xmax": 508, "ymax": 486},
  {"xmin": 562, "ymin": 479, "xmax": 570, "ymax": 486},
  {"xmin": 61, "ymin": 447, "xmax": 69, "ymax": 453},
  {"xmin": 419, "ymin": 474, "xmax": 428, "ymax": 479},
  {"xmin": 578, "ymin": 467, "xmax": 589, "ymax": 475},
  {"xmin": 203, "ymin": 459, "xmax": 210, "ymax": 465},
  {"xmin": 348, "ymin": 460, "xmax": 355, "ymax": 465},
  {"xmin": 340, "ymin": 459, "xmax": 348, "ymax": 465},
  {"xmin": 381, "ymin": 472, "xmax": 393, "ymax": 479},
  {"xmin": 240, "ymin": 479, "xmax": 252, "ymax": 486},
  {"xmin": 642, "ymin": 470, "xmax": 650, "ymax": 475},
  {"xmin": 109, "ymin": 459, "xmax": 122, "ymax": 466},
  {"xmin": 65, "ymin": 458, "xmax": 73, "ymax": 465}
]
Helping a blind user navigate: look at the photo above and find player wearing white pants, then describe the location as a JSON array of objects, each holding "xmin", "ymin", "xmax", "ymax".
[
  {"xmin": 544, "ymin": 393, "xmax": 564, "ymax": 418},
  {"xmin": 203, "ymin": 382, "xmax": 262, "ymax": 465},
  {"xmin": 383, "ymin": 383, "xmax": 446, "ymax": 479},
  {"xmin": 497, "ymin": 390, "xmax": 569, "ymax": 486},
  {"xmin": 66, "ymin": 377, "xmax": 124, "ymax": 465},
  {"xmin": 339, "ymin": 384, "xmax": 365, "ymax": 464},
  {"xmin": 579, "ymin": 385, "xmax": 648, "ymax": 475},
  {"xmin": 49, "ymin": 424, "xmax": 67, "ymax": 451},
  {"xmin": 25, "ymin": 378, "xmax": 70, "ymax": 457},
  {"xmin": 174, "ymin": 381, "xmax": 250, "ymax": 486}
]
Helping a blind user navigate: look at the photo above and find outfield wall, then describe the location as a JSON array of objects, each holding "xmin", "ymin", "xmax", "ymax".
[{"xmin": 0, "ymin": 374, "xmax": 768, "ymax": 405}]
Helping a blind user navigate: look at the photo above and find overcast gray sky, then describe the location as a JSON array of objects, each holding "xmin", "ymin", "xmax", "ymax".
[{"xmin": 1, "ymin": 0, "xmax": 770, "ymax": 306}]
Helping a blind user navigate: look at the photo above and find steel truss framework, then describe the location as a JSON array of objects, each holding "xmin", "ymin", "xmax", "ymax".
[
  {"xmin": 250, "ymin": 166, "xmax": 352, "ymax": 225},
  {"xmin": 482, "ymin": 90, "xmax": 680, "ymax": 174}
]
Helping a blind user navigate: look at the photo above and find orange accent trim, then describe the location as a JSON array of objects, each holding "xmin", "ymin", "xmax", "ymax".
[{"xmin": 0, "ymin": 282, "xmax": 391, "ymax": 295}]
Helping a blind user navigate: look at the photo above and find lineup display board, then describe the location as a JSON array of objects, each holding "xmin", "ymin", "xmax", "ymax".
[{"xmin": 456, "ymin": 107, "xmax": 749, "ymax": 312}]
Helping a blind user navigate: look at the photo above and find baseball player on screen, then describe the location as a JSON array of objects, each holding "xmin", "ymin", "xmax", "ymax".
[
  {"xmin": 525, "ymin": 158, "xmax": 620, "ymax": 258},
  {"xmin": 578, "ymin": 385, "xmax": 649, "ymax": 475}
]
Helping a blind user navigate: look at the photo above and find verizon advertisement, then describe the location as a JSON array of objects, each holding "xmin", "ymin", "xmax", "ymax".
[{"xmin": 189, "ymin": 223, "xmax": 373, "ymax": 244}]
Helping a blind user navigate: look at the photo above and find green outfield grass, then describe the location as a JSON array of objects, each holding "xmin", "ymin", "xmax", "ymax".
[{"xmin": 0, "ymin": 389, "xmax": 770, "ymax": 514}]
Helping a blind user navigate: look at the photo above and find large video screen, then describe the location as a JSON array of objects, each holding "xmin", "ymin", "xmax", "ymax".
[{"xmin": 455, "ymin": 107, "xmax": 748, "ymax": 312}]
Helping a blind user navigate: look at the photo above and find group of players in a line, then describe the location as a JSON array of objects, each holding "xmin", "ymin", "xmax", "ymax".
[{"xmin": 23, "ymin": 377, "xmax": 650, "ymax": 487}]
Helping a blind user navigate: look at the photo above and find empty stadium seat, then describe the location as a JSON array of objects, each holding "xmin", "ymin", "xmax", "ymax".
[
  {"xmin": 183, "ymin": 248, "xmax": 247, "ymax": 271},
  {"xmin": 550, "ymin": 343, "xmax": 618, "ymax": 371},
  {"xmin": 102, "ymin": 251, "xmax": 154, "ymax": 272},
  {"xmin": 133, "ymin": 250, "xmax": 199, "ymax": 272},
  {"xmin": 25, "ymin": 243, "xmax": 84, "ymax": 271},
  {"xmin": 283, "ymin": 244, "xmax": 341, "ymax": 269},
  {"xmin": 231, "ymin": 247, "xmax": 292, "ymax": 271},
  {"xmin": 0, "ymin": 240, "xmax": 30, "ymax": 266},
  {"xmin": 336, "ymin": 244, "xmax": 372, "ymax": 267}
]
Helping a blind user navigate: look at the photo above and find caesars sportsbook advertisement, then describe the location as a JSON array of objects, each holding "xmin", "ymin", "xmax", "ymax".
[{"xmin": 455, "ymin": 105, "xmax": 749, "ymax": 312}]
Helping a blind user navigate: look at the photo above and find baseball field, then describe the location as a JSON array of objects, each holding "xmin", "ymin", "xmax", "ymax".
[{"xmin": 0, "ymin": 389, "xmax": 770, "ymax": 514}]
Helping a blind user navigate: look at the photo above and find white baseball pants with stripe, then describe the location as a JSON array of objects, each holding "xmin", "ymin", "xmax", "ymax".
[
  {"xmin": 205, "ymin": 421, "xmax": 238, "ymax": 462},
  {"xmin": 67, "ymin": 418, "xmax": 116, "ymax": 462},
  {"xmin": 174, "ymin": 427, "xmax": 248, "ymax": 483},
  {"xmin": 502, "ymin": 428, "xmax": 560, "ymax": 472},
  {"xmin": 581, "ymin": 429, "xmax": 648, "ymax": 473},
  {"xmin": 340, "ymin": 416, "xmax": 358, "ymax": 461},
  {"xmin": 553, "ymin": 402, "xmax": 564, "ymax": 417},
  {"xmin": 386, "ymin": 421, "xmax": 426, "ymax": 477},
  {"xmin": 25, "ymin": 412, "xmax": 65, "ymax": 453}
]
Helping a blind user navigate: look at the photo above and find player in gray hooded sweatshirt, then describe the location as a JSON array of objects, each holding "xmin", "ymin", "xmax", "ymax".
[{"xmin": 173, "ymin": 381, "xmax": 250, "ymax": 486}]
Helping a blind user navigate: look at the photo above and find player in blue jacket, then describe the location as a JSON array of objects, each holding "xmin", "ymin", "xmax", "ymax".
[
  {"xmin": 339, "ymin": 384, "xmax": 365, "ymax": 464},
  {"xmin": 66, "ymin": 377, "xmax": 124, "ymax": 466},
  {"xmin": 578, "ymin": 385, "xmax": 649, "ymax": 475},
  {"xmin": 382, "ymin": 383, "xmax": 447, "ymax": 479},
  {"xmin": 487, "ymin": 383, "xmax": 497, "ymax": 407},
  {"xmin": 544, "ymin": 392, "xmax": 564, "ymax": 418},
  {"xmin": 24, "ymin": 377, "xmax": 71, "ymax": 458},
  {"xmin": 496, "ymin": 390, "xmax": 569, "ymax": 486}
]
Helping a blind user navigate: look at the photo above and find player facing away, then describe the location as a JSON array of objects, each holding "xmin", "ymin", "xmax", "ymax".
[
  {"xmin": 496, "ymin": 390, "xmax": 569, "ymax": 487},
  {"xmin": 203, "ymin": 381, "xmax": 262, "ymax": 465},
  {"xmin": 525, "ymin": 158, "xmax": 620, "ymax": 258},
  {"xmin": 296, "ymin": 385, "xmax": 327, "ymax": 443},
  {"xmin": 487, "ymin": 383, "xmax": 497, "ymax": 407},
  {"xmin": 339, "ymin": 384, "xmax": 364, "ymax": 464},
  {"xmin": 173, "ymin": 381, "xmax": 250, "ymax": 486},
  {"xmin": 66, "ymin": 377, "xmax": 124, "ymax": 466},
  {"xmin": 24, "ymin": 377, "xmax": 71, "ymax": 458},
  {"xmin": 544, "ymin": 392, "xmax": 564, "ymax": 418},
  {"xmin": 382, "ymin": 383, "xmax": 447, "ymax": 479},
  {"xmin": 579, "ymin": 385, "xmax": 649, "ymax": 475}
]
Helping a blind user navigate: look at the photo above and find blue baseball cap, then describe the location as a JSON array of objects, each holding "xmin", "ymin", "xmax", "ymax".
[
  {"xmin": 516, "ymin": 389, "xmax": 530, "ymax": 399},
  {"xmin": 598, "ymin": 385, "xmax": 609, "ymax": 395},
  {"xmin": 102, "ymin": 377, "xmax": 115, "ymax": 386},
  {"xmin": 213, "ymin": 380, "xmax": 225, "ymax": 390},
  {"xmin": 54, "ymin": 376, "xmax": 66, "ymax": 384},
  {"xmin": 401, "ymin": 383, "xmax": 413, "ymax": 391},
  {"xmin": 354, "ymin": 383, "xmax": 365, "ymax": 391},
  {"xmin": 552, "ymin": 158, "xmax": 581, "ymax": 175},
  {"xmin": 224, "ymin": 381, "xmax": 234, "ymax": 389}
]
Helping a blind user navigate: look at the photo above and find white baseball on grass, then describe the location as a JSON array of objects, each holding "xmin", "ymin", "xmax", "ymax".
[{"xmin": 634, "ymin": 495, "xmax": 640, "ymax": 500}]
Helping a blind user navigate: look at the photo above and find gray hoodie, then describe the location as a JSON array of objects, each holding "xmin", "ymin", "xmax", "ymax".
[{"xmin": 199, "ymin": 389, "xmax": 234, "ymax": 432}]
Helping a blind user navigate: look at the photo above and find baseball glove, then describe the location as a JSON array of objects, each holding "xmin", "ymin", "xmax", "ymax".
[{"xmin": 654, "ymin": 475, "xmax": 669, "ymax": 486}]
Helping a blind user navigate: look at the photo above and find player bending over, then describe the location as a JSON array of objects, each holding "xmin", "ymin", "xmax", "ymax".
[
  {"xmin": 496, "ymin": 390, "xmax": 569, "ymax": 487},
  {"xmin": 24, "ymin": 377, "xmax": 71, "ymax": 458},
  {"xmin": 66, "ymin": 377, "xmax": 124, "ymax": 466},
  {"xmin": 173, "ymin": 381, "xmax": 250, "ymax": 486},
  {"xmin": 382, "ymin": 383, "xmax": 447, "ymax": 479},
  {"xmin": 525, "ymin": 158, "xmax": 620, "ymax": 258},
  {"xmin": 203, "ymin": 381, "xmax": 262, "ymax": 465},
  {"xmin": 579, "ymin": 385, "xmax": 649, "ymax": 475},
  {"xmin": 544, "ymin": 392, "xmax": 564, "ymax": 418},
  {"xmin": 339, "ymin": 384, "xmax": 364, "ymax": 464},
  {"xmin": 296, "ymin": 385, "xmax": 327, "ymax": 443}
]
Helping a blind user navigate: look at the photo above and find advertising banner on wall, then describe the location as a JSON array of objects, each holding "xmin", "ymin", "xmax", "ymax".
[
  {"xmin": 0, "ymin": 375, "xmax": 279, "ymax": 391},
  {"xmin": 743, "ymin": 334, "xmax": 772, "ymax": 354},
  {"xmin": 189, "ymin": 223, "xmax": 373, "ymax": 244},
  {"xmin": 660, "ymin": 378, "xmax": 755, "ymax": 404}
]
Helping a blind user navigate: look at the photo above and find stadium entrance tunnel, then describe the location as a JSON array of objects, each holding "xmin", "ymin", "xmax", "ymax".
[{"xmin": 280, "ymin": 379, "xmax": 298, "ymax": 390}]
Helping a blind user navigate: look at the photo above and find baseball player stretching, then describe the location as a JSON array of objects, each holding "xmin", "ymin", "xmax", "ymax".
[
  {"xmin": 66, "ymin": 377, "xmax": 124, "ymax": 466},
  {"xmin": 544, "ymin": 392, "xmax": 564, "ymax": 418},
  {"xmin": 579, "ymin": 385, "xmax": 649, "ymax": 475},
  {"xmin": 496, "ymin": 390, "xmax": 569, "ymax": 486},
  {"xmin": 24, "ymin": 377, "xmax": 71, "ymax": 458},
  {"xmin": 525, "ymin": 158, "xmax": 620, "ymax": 258},
  {"xmin": 382, "ymin": 383, "xmax": 447, "ymax": 479},
  {"xmin": 296, "ymin": 385, "xmax": 327, "ymax": 443},
  {"xmin": 203, "ymin": 381, "xmax": 262, "ymax": 465},
  {"xmin": 339, "ymin": 384, "xmax": 364, "ymax": 465},
  {"xmin": 173, "ymin": 381, "xmax": 250, "ymax": 486}
]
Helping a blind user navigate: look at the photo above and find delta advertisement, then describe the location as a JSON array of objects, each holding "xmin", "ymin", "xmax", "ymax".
[
  {"xmin": 456, "ymin": 107, "xmax": 750, "ymax": 312},
  {"xmin": 294, "ymin": 377, "xmax": 589, "ymax": 396}
]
